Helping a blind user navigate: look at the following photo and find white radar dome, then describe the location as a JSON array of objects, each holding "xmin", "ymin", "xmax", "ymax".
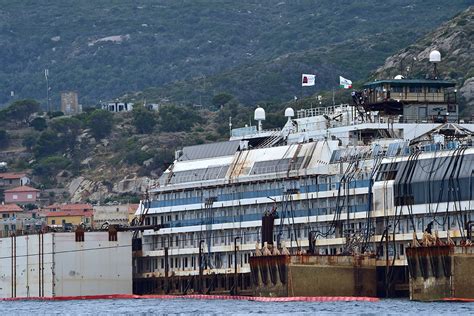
[
  {"xmin": 429, "ymin": 50, "xmax": 441, "ymax": 63},
  {"xmin": 284, "ymin": 107, "xmax": 294, "ymax": 118},
  {"xmin": 254, "ymin": 107, "xmax": 266, "ymax": 121}
]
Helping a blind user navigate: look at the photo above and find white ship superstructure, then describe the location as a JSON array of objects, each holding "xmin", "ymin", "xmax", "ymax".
[{"xmin": 133, "ymin": 78, "xmax": 474, "ymax": 295}]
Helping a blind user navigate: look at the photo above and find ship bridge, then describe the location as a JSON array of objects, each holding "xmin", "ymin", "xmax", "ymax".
[{"xmin": 359, "ymin": 79, "xmax": 457, "ymax": 123}]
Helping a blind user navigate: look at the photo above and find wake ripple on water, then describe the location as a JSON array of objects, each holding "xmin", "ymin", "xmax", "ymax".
[{"xmin": 0, "ymin": 298, "xmax": 473, "ymax": 315}]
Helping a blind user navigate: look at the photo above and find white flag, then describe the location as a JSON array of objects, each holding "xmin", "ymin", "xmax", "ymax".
[
  {"xmin": 339, "ymin": 76, "xmax": 352, "ymax": 89},
  {"xmin": 301, "ymin": 74, "xmax": 315, "ymax": 86}
]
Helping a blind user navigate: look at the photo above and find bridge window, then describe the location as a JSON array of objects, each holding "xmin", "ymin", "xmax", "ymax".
[{"xmin": 409, "ymin": 86, "xmax": 422, "ymax": 93}]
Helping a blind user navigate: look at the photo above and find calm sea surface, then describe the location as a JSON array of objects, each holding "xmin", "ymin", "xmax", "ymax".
[{"xmin": 1, "ymin": 298, "xmax": 473, "ymax": 315}]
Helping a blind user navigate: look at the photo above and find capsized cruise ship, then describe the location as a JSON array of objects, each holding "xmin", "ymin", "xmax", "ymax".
[{"xmin": 133, "ymin": 77, "xmax": 474, "ymax": 297}]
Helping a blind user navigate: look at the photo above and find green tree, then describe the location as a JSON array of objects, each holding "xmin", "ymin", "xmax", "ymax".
[
  {"xmin": 0, "ymin": 130, "xmax": 9, "ymax": 149},
  {"xmin": 22, "ymin": 132, "xmax": 38, "ymax": 151},
  {"xmin": 132, "ymin": 107, "xmax": 156, "ymax": 134},
  {"xmin": 159, "ymin": 105, "xmax": 202, "ymax": 132},
  {"xmin": 151, "ymin": 148, "xmax": 175, "ymax": 171},
  {"xmin": 30, "ymin": 117, "xmax": 47, "ymax": 131},
  {"xmin": 48, "ymin": 111, "xmax": 64, "ymax": 119},
  {"xmin": 215, "ymin": 102, "xmax": 252, "ymax": 135},
  {"xmin": 33, "ymin": 156, "xmax": 71, "ymax": 177},
  {"xmin": 5, "ymin": 99, "xmax": 40, "ymax": 123},
  {"xmin": 212, "ymin": 93, "xmax": 234, "ymax": 108},
  {"xmin": 124, "ymin": 149, "xmax": 153, "ymax": 166},
  {"xmin": 87, "ymin": 109, "xmax": 113, "ymax": 139},
  {"xmin": 34, "ymin": 130, "xmax": 66, "ymax": 157},
  {"xmin": 50, "ymin": 117, "xmax": 83, "ymax": 149}
]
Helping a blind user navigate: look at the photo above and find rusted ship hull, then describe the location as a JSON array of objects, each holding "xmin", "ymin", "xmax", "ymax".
[
  {"xmin": 133, "ymin": 273, "xmax": 253, "ymax": 296},
  {"xmin": 407, "ymin": 245, "xmax": 474, "ymax": 301},
  {"xmin": 250, "ymin": 255, "xmax": 377, "ymax": 297}
]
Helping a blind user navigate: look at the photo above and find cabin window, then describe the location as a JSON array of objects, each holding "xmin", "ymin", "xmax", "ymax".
[
  {"xmin": 429, "ymin": 87, "xmax": 441, "ymax": 93},
  {"xmin": 392, "ymin": 86, "xmax": 403, "ymax": 93},
  {"xmin": 409, "ymin": 86, "xmax": 422, "ymax": 93}
]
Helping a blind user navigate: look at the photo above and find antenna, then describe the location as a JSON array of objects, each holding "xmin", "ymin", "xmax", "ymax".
[
  {"xmin": 254, "ymin": 107, "xmax": 266, "ymax": 132},
  {"xmin": 408, "ymin": 57, "xmax": 417, "ymax": 78},
  {"xmin": 284, "ymin": 107, "xmax": 294, "ymax": 123},
  {"xmin": 429, "ymin": 50, "xmax": 441, "ymax": 79},
  {"xmin": 44, "ymin": 69, "xmax": 50, "ymax": 112}
]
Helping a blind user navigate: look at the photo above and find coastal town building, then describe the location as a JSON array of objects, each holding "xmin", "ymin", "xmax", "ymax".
[
  {"xmin": 0, "ymin": 203, "xmax": 23, "ymax": 219},
  {"xmin": 101, "ymin": 102, "xmax": 134, "ymax": 113},
  {"xmin": 43, "ymin": 203, "xmax": 93, "ymax": 213},
  {"xmin": 42, "ymin": 210, "xmax": 94, "ymax": 228},
  {"xmin": 0, "ymin": 172, "xmax": 30, "ymax": 189},
  {"xmin": 4, "ymin": 185, "xmax": 40, "ymax": 204},
  {"xmin": 93, "ymin": 204, "xmax": 137, "ymax": 228},
  {"xmin": 128, "ymin": 204, "xmax": 139, "ymax": 224},
  {"xmin": 0, "ymin": 204, "xmax": 43, "ymax": 237}
]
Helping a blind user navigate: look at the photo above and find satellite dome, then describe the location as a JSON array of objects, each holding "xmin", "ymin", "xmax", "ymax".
[
  {"xmin": 429, "ymin": 50, "xmax": 441, "ymax": 63},
  {"xmin": 284, "ymin": 107, "xmax": 294, "ymax": 118},
  {"xmin": 254, "ymin": 107, "xmax": 266, "ymax": 121},
  {"xmin": 394, "ymin": 75, "xmax": 404, "ymax": 80}
]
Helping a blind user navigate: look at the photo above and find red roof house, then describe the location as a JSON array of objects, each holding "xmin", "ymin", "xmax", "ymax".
[
  {"xmin": 0, "ymin": 172, "xmax": 30, "ymax": 188},
  {"xmin": 0, "ymin": 204, "xmax": 23, "ymax": 218},
  {"xmin": 43, "ymin": 203, "xmax": 93, "ymax": 213},
  {"xmin": 4, "ymin": 186, "xmax": 40, "ymax": 204}
]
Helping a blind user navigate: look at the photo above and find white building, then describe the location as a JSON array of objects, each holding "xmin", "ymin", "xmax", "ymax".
[{"xmin": 102, "ymin": 102, "xmax": 134, "ymax": 113}]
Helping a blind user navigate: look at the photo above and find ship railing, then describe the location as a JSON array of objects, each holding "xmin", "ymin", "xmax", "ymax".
[
  {"xmin": 231, "ymin": 126, "xmax": 281, "ymax": 138},
  {"xmin": 296, "ymin": 104, "xmax": 351, "ymax": 119}
]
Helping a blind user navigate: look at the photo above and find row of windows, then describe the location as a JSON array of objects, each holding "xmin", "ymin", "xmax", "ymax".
[
  {"xmin": 138, "ymin": 213, "xmax": 473, "ymax": 275},
  {"xmin": 146, "ymin": 194, "xmax": 370, "ymax": 229},
  {"xmin": 135, "ymin": 252, "xmax": 253, "ymax": 274},
  {"xmin": 144, "ymin": 218, "xmax": 376, "ymax": 252},
  {"xmin": 379, "ymin": 86, "xmax": 442, "ymax": 93},
  {"xmin": 144, "ymin": 211, "xmax": 473, "ymax": 254},
  {"xmin": 151, "ymin": 175, "xmax": 371, "ymax": 208}
]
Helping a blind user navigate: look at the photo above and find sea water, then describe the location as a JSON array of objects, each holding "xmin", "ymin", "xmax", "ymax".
[{"xmin": 1, "ymin": 298, "xmax": 473, "ymax": 315}]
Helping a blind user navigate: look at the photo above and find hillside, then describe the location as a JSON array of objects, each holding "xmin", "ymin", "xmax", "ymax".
[
  {"xmin": 0, "ymin": 100, "xmax": 257, "ymax": 204},
  {"xmin": 1, "ymin": 3, "xmax": 473, "ymax": 205},
  {"xmin": 373, "ymin": 6, "xmax": 474, "ymax": 117},
  {"xmin": 0, "ymin": 1, "xmax": 470, "ymax": 108}
]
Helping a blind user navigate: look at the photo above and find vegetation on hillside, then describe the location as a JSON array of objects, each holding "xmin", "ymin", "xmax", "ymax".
[
  {"xmin": 0, "ymin": 1, "xmax": 470, "ymax": 108},
  {"xmin": 0, "ymin": 3, "xmax": 472, "ymax": 203}
]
